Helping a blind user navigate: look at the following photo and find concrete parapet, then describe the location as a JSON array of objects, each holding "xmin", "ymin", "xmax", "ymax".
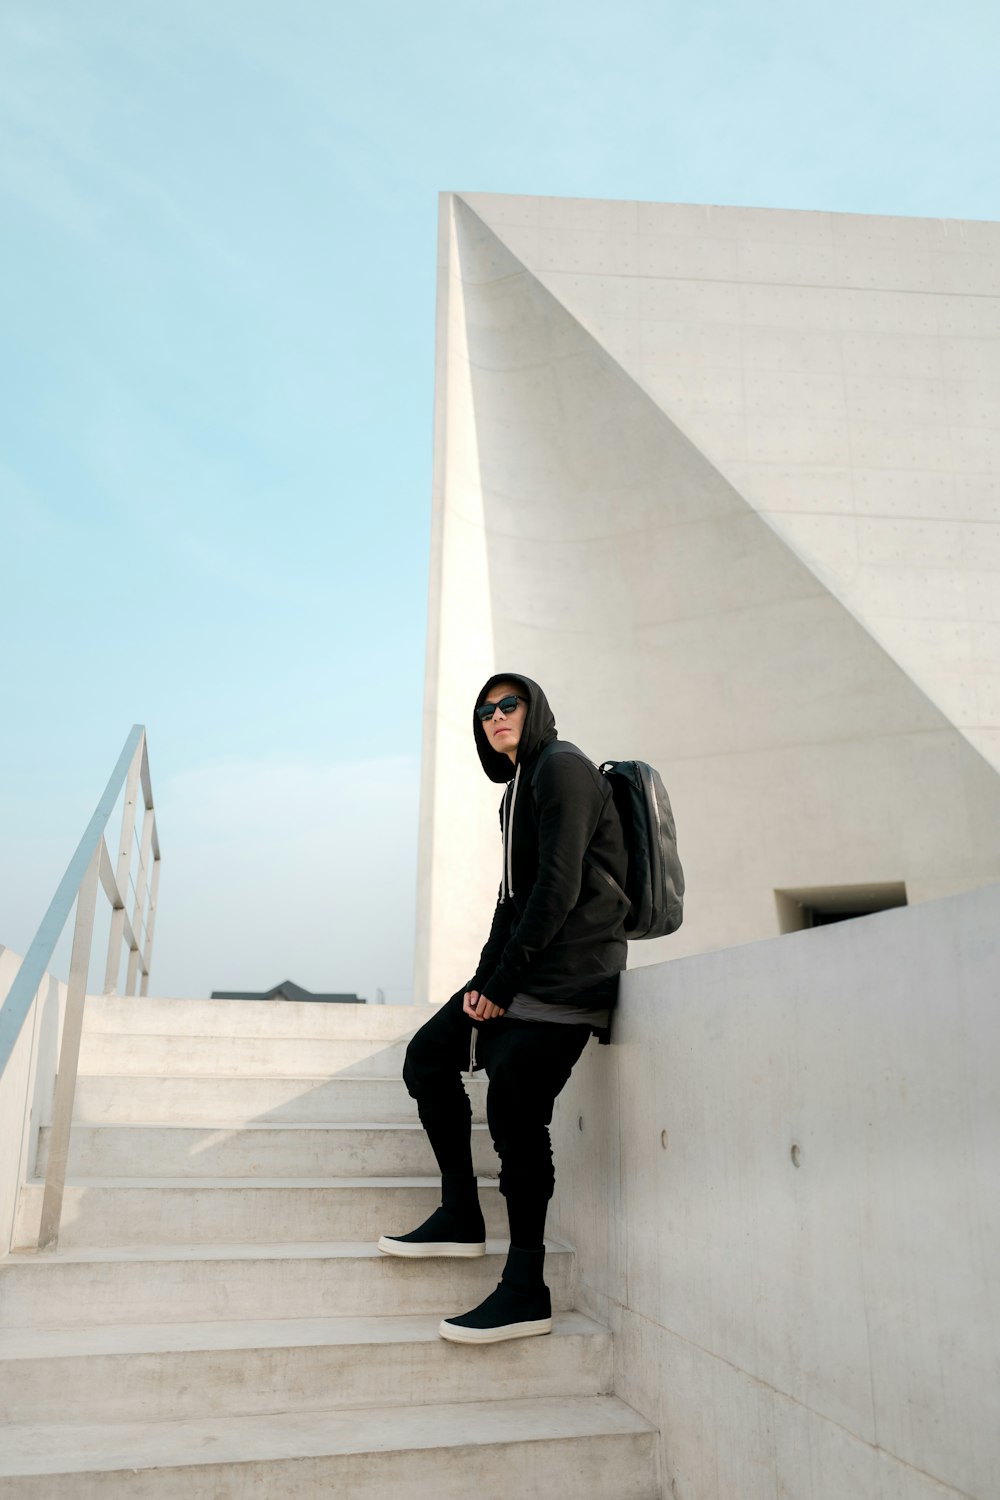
[{"xmin": 549, "ymin": 882, "xmax": 1000, "ymax": 1500}]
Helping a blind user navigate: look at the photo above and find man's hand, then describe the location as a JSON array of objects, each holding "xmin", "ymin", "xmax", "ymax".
[{"xmin": 463, "ymin": 989, "xmax": 505, "ymax": 1021}]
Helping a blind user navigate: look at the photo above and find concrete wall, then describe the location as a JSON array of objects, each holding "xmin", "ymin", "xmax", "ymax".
[
  {"xmin": 417, "ymin": 192, "xmax": 1000, "ymax": 1004},
  {"xmin": 0, "ymin": 947, "xmax": 66, "ymax": 1256},
  {"xmin": 548, "ymin": 884, "xmax": 1000, "ymax": 1500},
  {"xmin": 461, "ymin": 194, "xmax": 1000, "ymax": 776}
]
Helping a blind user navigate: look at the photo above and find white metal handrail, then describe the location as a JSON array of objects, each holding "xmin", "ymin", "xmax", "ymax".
[{"xmin": 0, "ymin": 725, "xmax": 160, "ymax": 1250}]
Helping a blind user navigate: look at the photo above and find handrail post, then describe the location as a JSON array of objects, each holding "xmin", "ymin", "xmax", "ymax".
[
  {"xmin": 126, "ymin": 806, "xmax": 154, "ymax": 997},
  {"xmin": 140, "ymin": 854, "xmax": 161, "ymax": 998},
  {"xmin": 103, "ymin": 741, "xmax": 143, "ymax": 994},
  {"xmin": 37, "ymin": 841, "xmax": 102, "ymax": 1251}
]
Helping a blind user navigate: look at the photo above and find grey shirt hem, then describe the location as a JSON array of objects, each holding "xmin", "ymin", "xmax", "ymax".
[{"xmin": 504, "ymin": 992, "xmax": 611, "ymax": 1028}]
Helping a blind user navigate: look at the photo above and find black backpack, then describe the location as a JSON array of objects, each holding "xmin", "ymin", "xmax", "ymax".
[
  {"xmin": 532, "ymin": 745, "xmax": 684, "ymax": 939},
  {"xmin": 596, "ymin": 760, "xmax": 684, "ymax": 939}
]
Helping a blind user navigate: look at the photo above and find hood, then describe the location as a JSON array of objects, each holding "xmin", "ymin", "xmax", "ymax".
[{"xmin": 473, "ymin": 673, "xmax": 557, "ymax": 783}]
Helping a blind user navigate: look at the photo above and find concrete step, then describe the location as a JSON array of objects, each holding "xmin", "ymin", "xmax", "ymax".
[
  {"xmin": 0, "ymin": 1241, "xmax": 575, "ymax": 1327},
  {"xmin": 0, "ymin": 1394, "xmax": 659, "ymax": 1499},
  {"xmin": 0, "ymin": 1310, "xmax": 612, "ymax": 1423},
  {"xmin": 37, "ymin": 1122, "xmax": 500, "ymax": 1179},
  {"xmin": 15, "ymin": 1176, "xmax": 507, "ymax": 1249},
  {"xmin": 84, "ymin": 996, "xmax": 425, "ymax": 1041},
  {"xmin": 70, "ymin": 1073, "xmax": 488, "ymax": 1124},
  {"xmin": 78, "ymin": 1032, "xmax": 413, "ymax": 1077}
]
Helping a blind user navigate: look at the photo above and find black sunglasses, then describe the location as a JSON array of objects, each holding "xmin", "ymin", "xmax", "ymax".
[{"xmin": 476, "ymin": 694, "xmax": 526, "ymax": 722}]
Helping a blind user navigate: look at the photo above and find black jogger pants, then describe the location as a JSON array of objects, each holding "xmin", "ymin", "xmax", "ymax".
[{"xmin": 402, "ymin": 989, "xmax": 590, "ymax": 1240}]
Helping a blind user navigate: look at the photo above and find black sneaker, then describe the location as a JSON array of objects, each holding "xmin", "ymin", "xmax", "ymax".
[
  {"xmin": 438, "ymin": 1278, "xmax": 552, "ymax": 1343},
  {"xmin": 378, "ymin": 1202, "xmax": 486, "ymax": 1259}
]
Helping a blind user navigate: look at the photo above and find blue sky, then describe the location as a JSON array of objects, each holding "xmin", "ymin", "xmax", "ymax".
[{"xmin": 1, "ymin": 0, "xmax": 996, "ymax": 999}]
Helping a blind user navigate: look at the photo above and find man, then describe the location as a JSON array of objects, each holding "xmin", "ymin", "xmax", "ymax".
[{"xmin": 378, "ymin": 674, "xmax": 628, "ymax": 1344}]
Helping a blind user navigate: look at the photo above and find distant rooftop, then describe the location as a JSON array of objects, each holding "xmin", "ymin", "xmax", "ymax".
[{"xmin": 210, "ymin": 981, "xmax": 364, "ymax": 1004}]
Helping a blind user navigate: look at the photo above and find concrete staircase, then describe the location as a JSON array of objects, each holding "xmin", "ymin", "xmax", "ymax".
[{"xmin": 0, "ymin": 997, "xmax": 659, "ymax": 1496}]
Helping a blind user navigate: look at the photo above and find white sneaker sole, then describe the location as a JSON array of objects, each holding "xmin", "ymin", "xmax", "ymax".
[
  {"xmin": 438, "ymin": 1316, "xmax": 553, "ymax": 1344},
  {"xmin": 377, "ymin": 1236, "xmax": 486, "ymax": 1258}
]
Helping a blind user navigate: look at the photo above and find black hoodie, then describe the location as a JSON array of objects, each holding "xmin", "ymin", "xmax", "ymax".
[{"xmin": 469, "ymin": 673, "xmax": 628, "ymax": 1013}]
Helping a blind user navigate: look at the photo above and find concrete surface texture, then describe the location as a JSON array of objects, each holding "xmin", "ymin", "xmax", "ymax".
[
  {"xmin": 547, "ymin": 882, "xmax": 1000, "ymax": 1500},
  {"xmin": 416, "ymin": 192, "xmax": 1000, "ymax": 1003},
  {"xmin": 0, "ymin": 989, "xmax": 659, "ymax": 1496}
]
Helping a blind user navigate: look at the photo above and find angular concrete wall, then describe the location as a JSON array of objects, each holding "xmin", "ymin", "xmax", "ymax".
[
  {"xmin": 417, "ymin": 193, "xmax": 1000, "ymax": 1003},
  {"xmin": 462, "ymin": 194, "xmax": 1000, "ymax": 775},
  {"xmin": 548, "ymin": 884, "xmax": 1000, "ymax": 1500}
]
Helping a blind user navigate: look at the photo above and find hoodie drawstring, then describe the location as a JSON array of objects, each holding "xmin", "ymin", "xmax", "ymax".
[
  {"xmin": 504, "ymin": 762, "xmax": 521, "ymax": 900},
  {"xmin": 501, "ymin": 779, "xmax": 511, "ymax": 898}
]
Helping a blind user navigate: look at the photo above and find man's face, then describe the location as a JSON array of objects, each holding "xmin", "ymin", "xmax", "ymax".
[{"xmin": 480, "ymin": 680, "xmax": 528, "ymax": 762}]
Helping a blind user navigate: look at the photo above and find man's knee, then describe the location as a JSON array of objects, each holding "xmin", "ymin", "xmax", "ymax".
[
  {"xmin": 402, "ymin": 993, "xmax": 468, "ymax": 1100},
  {"xmin": 494, "ymin": 1126, "xmax": 556, "ymax": 1202},
  {"xmin": 402, "ymin": 1025, "xmax": 443, "ymax": 1097},
  {"xmin": 401, "ymin": 1041, "xmax": 420, "ymax": 1100},
  {"xmin": 401, "ymin": 1013, "xmax": 435, "ymax": 1094}
]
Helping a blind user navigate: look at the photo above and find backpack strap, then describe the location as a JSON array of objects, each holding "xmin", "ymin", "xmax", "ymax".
[{"xmin": 528, "ymin": 742, "xmax": 630, "ymax": 909}]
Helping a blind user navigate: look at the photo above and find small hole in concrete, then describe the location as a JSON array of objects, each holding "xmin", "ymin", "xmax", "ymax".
[
  {"xmin": 791, "ymin": 1143, "xmax": 802, "ymax": 1168},
  {"xmin": 660, "ymin": 1129, "xmax": 669, "ymax": 1150},
  {"xmin": 578, "ymin": 1114, "xmax": 584, "ymax": 1132}
]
